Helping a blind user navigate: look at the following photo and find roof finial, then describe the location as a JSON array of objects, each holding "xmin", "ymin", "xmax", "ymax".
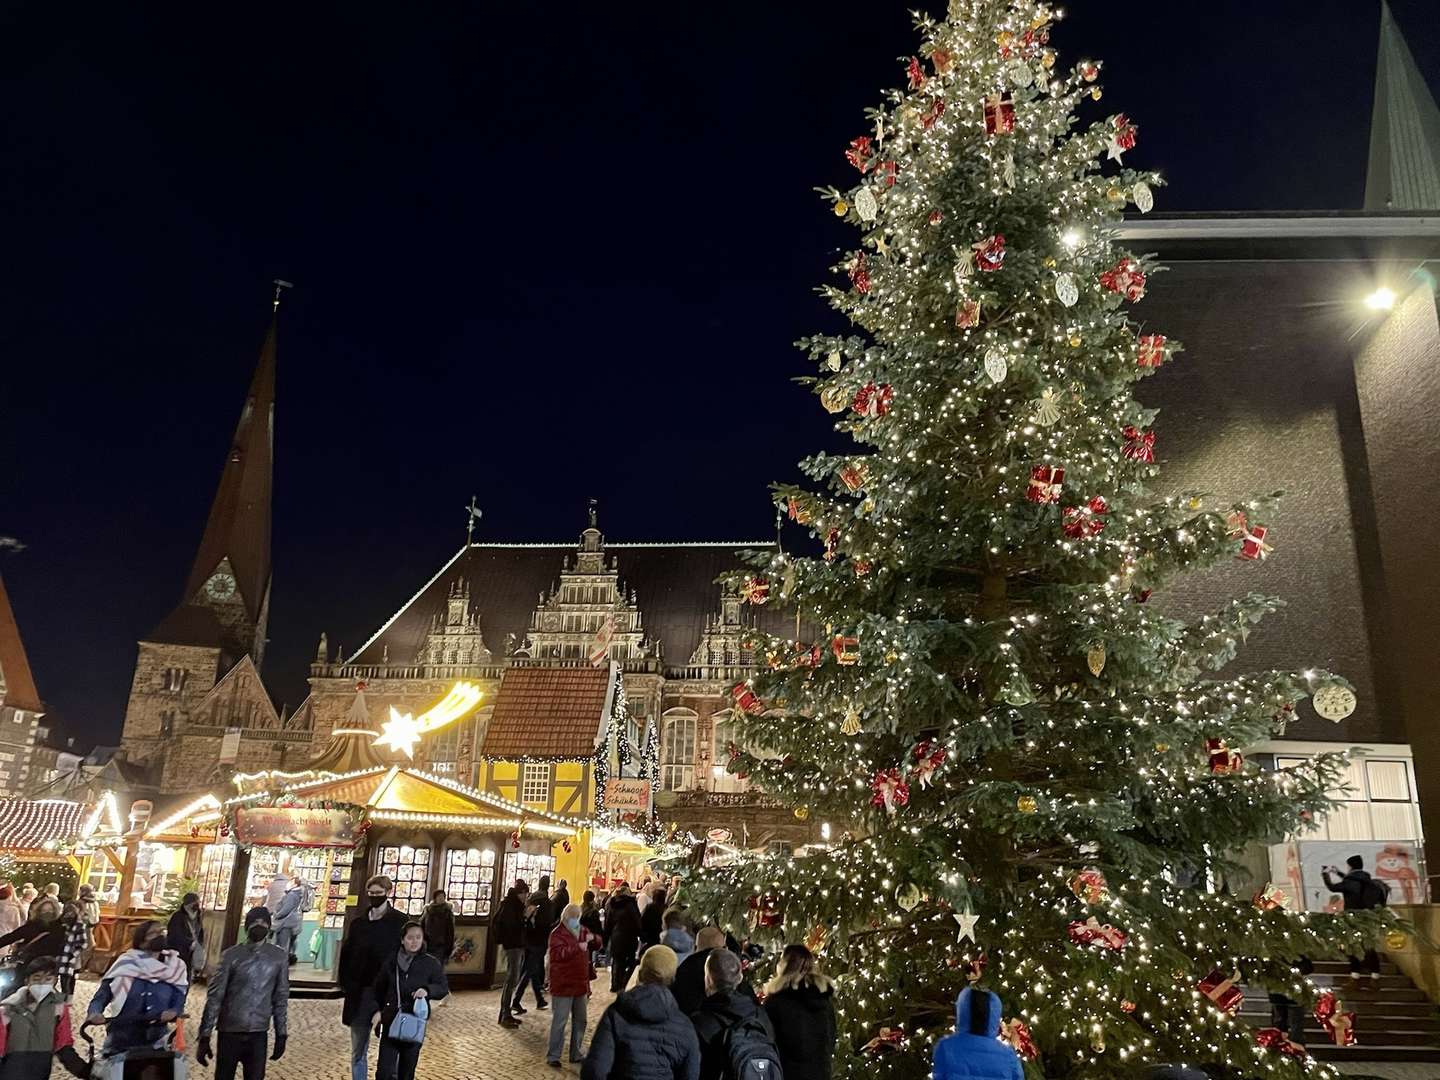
[
  {"xmin": 465, "ymin": 496, "xmax": 481, "ymax": 546},
  {"xmin": 588, "ymin": 498, "xmax": 599, "ymax": 529},
  {"xmin": 272, "ymin": 279, "xmax": 293, "ymax": 312}
]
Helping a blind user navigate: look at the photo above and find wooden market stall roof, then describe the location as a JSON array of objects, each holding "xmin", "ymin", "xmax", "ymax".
[{"xmin": 0, "ymin": 798, "xmax": 116, "ymax": 853}]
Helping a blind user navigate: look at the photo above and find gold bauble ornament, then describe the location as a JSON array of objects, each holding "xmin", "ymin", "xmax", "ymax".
[
  {"xmin": 1068, "ymin": 334, "xmax": 1082, "ymax": 347},
  {"xmin": 1386, "ymin": 930, "xmax": 1409, "ymax": 951},
  {"xmin": 1107, "ymin": 186, "xmax": 1125, "ymax": 203},
  {"xmin": 794, "ymin": 805, "xmax": 811, "ymax": 821},
  {"xmin": 833, "ymin": 200, "xmax": 849, "ymax": 217},
  {"xmin": 1087, "ymin": 644, "xmax": 1106, "ymax": 676},
  {"xmin": 1154, "ymin": 742, "xmax": 1170, "ymax": 753},
  {"xmin": 1030, "ymin": 11, "xmax": 1050, "ymax": 29},
  {"xmin": 1187, "ymin": 496, "xmax": 1203, "ymax": 510},
  {"xmin": 885, "ymin": 649, "xmax": 899, "ymax": 664},
  {"xmin": 1042, "ymin": 256, "xmax": 1057, "ymax": 268},
  {"xmin": 1090, "ymin": 87, "xmax": 1103, "ymax": 101},
  {"xmin": 820, "ymin": 383, "xmax": 850, "ymax": 413},
  {"xmin": 1041, "ymin": 50, "xmax": 1056, "ymax": 69},
  {"xmin": 1017, "ymin": 795, "xmax": 1039, "ymax": 814}
]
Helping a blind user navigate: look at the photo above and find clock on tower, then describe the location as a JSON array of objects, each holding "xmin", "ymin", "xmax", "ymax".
[{"xmin": 205, "ymin": 570, "xmax": 237, "ymax": 601}]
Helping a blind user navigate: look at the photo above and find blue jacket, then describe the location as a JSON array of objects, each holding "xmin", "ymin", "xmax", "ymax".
[
  {"xmin": 933, "ymin": 988, "xmax": 1024, "ymax": 1080},
  {"xmin": 88, "ymin": 961, "xmax": 188, "ymax": 1054}
]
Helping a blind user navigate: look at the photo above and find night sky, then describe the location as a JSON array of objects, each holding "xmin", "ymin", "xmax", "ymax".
[{"xmin": 3, "ymin": 1, "xmax": 1437, "ymax": 749}]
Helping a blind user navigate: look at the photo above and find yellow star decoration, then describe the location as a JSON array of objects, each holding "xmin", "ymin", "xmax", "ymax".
[{"xmin": 373, "ymin": 682, "xmax": 484, "ymax": 759}]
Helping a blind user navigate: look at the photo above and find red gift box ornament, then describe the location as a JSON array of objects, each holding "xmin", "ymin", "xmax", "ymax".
[
  {"xmin": 875, "ymin": 160, "xmax": 898, "ymax": 188},
  {"xmin": 852, "ymin": 381, "xmax": 893, "ymax": 418},
  {"xmin": 1026, "ymin": 465, "xmax": 1065, "ymax": 504},
  {"xmin": 1252, "ymin": 883, "xmax": 1290, "ymax": 911},
  {"xmin": 1062, "ymin": 496, "xmax": 1110, "ymax": 538},
  {"xmin": 1255, "ymin": 1028, "xmax": 1309, "ymax": 1061},
  {"xmin": 929, "ymin": 48, "xmax": 953, "ymax": 74},
  {"xmin": 1135, "ymin": 334, "xmax": 1168, "ymax": 368},
  {"xmin": 731, "ymin": 682, "xmax": 765, "ymax": 715},
  {"xmin": 830, "ymin": 633, "xmax": 860, "ymax": 665},
  {"xmin": 973, "ymin": 234, "xmax": 1006, "ymax": 272},
  {"xmin": 1240, "ymin": 524, "xmax": 1271, "ymax": 561},
  {"xmin": 1066, "ymin": 917, "xmax": 1128, "ymax": 952},
  {"xmin": 870, "ymin": 768, "xmax": 910, "ymax": 813},
  {"xmin": 786, "ymin": 495, "xmax": 813, "ymax": 525},
  {"xmin": 852, "ymin": 559, "xmax": 872, "ymax": 577},
  {"xmin": 921, "ymin": 96, "xmax": 946, "ymax": 129},
  {"xmin": 956, "ymin": 299, "xmax": 982, "ymax": 328},
  {"xmin": 1100, "ymin": 258, "xmax": 1147, "ymax": 301},
  {"xmin": 906, "ymin": 56, "xmax": 926, "ymax": 90},
  {"xmin": 983, "ymin": 92, "xmax": 1016, "ymax": 135},
  {"xmin": 1069, "ymin": 868, "xmax": 1109, "ymax": 905},
  {"xmin": 740, "ymin": 576, "xmax": 771, "ymax": 605},
  {"xmin": 1000, "ymin": 1019, "xmax": 1039, "ymax": 1061},
  {"xmin": 910, "ymin": 740, "xmax": 947, "ymax": 789},
  {"xmin": 1122, "ymin": 425, "xmax": 1156, "ymax": 463},
  {"xmin": 1206, "ymin": 737, "xmax": 1243, "ymax": 774},
  {"xmin": 1315, "ymin": 992, "xmax": 1357, "ymax": 1047},
  {"xmin": 839, "ymin": 463, "xmax": 869, "ymax": 492},
  {"xmin": 1198, "ymin": 968, "xmax": 1244, "ymax": 1015},
  {"xmin": 849, "ymin": 254, "xmax": 872, "ymax": 294},
  {"xmin": 1107, "ymin": 113, "xmax": 1138, "ymax": 162},
  {"xmin": 862, "ymin": 1027, "xmax": 905, "ymax": 1054},
  {"xmin": 845, "ymin": 135, "xmax": 874, "ymax": 172},
  {"xmin": 823, "ymin": 527, "xmax": 840, "ymax": 561}
]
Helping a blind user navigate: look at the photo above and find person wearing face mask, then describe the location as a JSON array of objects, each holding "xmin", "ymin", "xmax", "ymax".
[
  {"xmin": 86, "ymin": 920, "xmax": 188, "ymax": 1055},
  {"xmin": 197, "ymin": 907, "xmax": 289, "ymax": 1079},
  {"xmin": 371, "ymin": 921, "xmax": 448, "ymax": 1080},
  {"xmin": 166, "ymin": 891, "xmax": 207, "ymax": 982},
  {"xmin": 546, "ymin": 902, "xmax": 599, "ymax": 1067},
  {"xmin": 337, "ymin": 875, "xmax": 407, "ymax": 1080},
  {"xmin": 0, "ymin": 957, "xmax": 88, "ymax": 1080},
  {"xmin": 0, "ymin": 899, "xmax": 65, "ymax": 970}
]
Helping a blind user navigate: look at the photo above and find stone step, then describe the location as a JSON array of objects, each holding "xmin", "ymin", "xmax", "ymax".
[
  {"xmin": 1241, "ymin": 999, "xmax": 1440, "ymax": 1019},
  {"xmin": 1308, "ymin": 1044, "xmax": 1440, "ymax": 1063},
  {"xmin": 1243, "ymin": 984, "xmax": 1431, "ymax": 1003}
]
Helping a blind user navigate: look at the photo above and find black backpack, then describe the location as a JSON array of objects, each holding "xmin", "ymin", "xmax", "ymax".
[
  {"xmin": 1363, "ymin": 876, "xmax": 1391, "ymax": 909},
  {"xmin": 723, "ymin": 1014, "xmax": 783, "ymax": 1080}
]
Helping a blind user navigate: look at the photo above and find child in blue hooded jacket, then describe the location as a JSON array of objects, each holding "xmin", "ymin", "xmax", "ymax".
[{"xmin": 933, "ymin": 987, "xmax": 1024, "ymax": 1080}]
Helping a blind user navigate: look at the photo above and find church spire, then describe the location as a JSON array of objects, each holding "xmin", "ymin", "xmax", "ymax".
[
  {"xmin": 180, "ymin": 307, "xmax": 277, "ymax": 652},
  {"xmin": 1365, "ymin": 1, "xmax": 1440, "ymax": 210}
]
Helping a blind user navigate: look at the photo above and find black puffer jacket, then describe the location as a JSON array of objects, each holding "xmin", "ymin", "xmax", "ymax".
[
  {"xmin": 692, "ymin": 989, "xmax": 774, "ymax": 1080},
  {"xmin": 336, "ymin": 905, "xmax": 408, "ymax": 1025},
  {"xmin": 372, "ymin": 949, "xmax": 449, "ymax": 1028},
  {"xmin": 493, "ymin": 892, "xmax": 526, "ymax": 950},
  {"xmin": 605, "ymin": 893, "xmax": 641, "ymax": 963},
  {"xmin": 763, "ymin": 973, "xmax": 838, "ymax": 1080},
  {"xmin": 582, "ymin": 982, "xmax": 700, "ymax": 1080}
]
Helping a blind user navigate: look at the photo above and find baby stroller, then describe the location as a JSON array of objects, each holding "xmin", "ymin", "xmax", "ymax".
[{"xmin": 79, "ymin": 1015, "xmax": 187, "ymax": 1080}]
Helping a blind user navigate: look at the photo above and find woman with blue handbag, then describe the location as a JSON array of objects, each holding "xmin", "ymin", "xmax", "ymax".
[{"xmin": 371, "ymin": 922, "xmax": 448, "ymax": 1080}]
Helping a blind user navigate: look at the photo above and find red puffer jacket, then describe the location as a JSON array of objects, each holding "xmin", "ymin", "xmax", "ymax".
[{"xmin": 547, "ymin": 922, "xmax": 596, "ymax": 998}]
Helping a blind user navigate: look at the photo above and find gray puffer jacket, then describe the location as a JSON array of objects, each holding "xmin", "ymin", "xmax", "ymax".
[{"xmin": 199, "ymin": 941, "xmax": 290, "ymax": 1038}]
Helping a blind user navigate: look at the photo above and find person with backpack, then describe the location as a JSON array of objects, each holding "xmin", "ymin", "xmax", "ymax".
[
  {"xmin": 420, "ymin": 891, "xmax": 455, "ymax": 969},
  {"xmin": 605, "ymin": 886, "xmax": 642, "ymax": 993},
  {"xmin": 271, "ymin": 875, "xmax": 310, "ymax": 967},
  {"xmin": 1322, "ymin": 856, "xmax": 1389, "ymax": 985},
  {"xmin": 932, "ymin": 986, "xmax": 1023, "ymax": 1080},
  {"xmin": 166, "ymin": 892, "xmax": 206, "ymax": 982},
  {"xmin": 582, "ymin": 944, "xmax": 699, "ymax": 1080},
  {"xmin": 689, "ymin": 947, "xmax": 780, "ymax": 1080},
  {"xmin": 762, "ymin": 944, "xmax": 835, "ymax": 1080}
]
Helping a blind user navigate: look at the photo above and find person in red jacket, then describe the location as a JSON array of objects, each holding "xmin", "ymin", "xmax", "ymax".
[{"xmin": 546, "ymin": 903, "xmax": 599, "ymax": 1068}]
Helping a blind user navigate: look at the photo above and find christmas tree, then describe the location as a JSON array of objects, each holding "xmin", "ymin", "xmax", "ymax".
[{"xmin": 679, "ymin": 2, "xmax": 1393, "ymax": 1077}]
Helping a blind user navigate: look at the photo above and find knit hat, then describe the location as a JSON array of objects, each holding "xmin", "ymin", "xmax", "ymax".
[
  {"xmin": 638, "ymin": 944, "xmax": 679, "ymax": 985},
  {"xmin": 244, "ymin": 905, "xmax": 272, "ymax": 927}
]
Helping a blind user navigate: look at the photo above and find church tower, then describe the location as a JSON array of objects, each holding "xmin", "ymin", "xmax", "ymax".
[{"xmin": 119, "ymin": 310, "xmax": 277, "ymax": 778}]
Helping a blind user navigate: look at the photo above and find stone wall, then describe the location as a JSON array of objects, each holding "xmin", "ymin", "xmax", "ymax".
[{"xmin": 120, "ymin": 641, "xmax": 222, "ymax": 766}]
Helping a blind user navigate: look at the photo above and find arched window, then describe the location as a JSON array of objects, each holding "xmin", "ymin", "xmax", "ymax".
[
  {"xmin": 661, "ymin": 708, "xmax": 697, "ymax": 791},
  {"xmin": 709, "ymin": 710, "xmax": 748, "ymax": 793}
]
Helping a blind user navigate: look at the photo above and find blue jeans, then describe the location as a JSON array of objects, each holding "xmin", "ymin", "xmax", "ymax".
[
  {"xmin": 350, "ymin": 1017, "xmax": 371, "ymax": 1080},
  {"xmin": 514, "ymin": 944, "xmax": 547, "ymax": 1006},
  {"xmin": 547, "ymin": 995, "xmax": 588, "ymax": 1063}
]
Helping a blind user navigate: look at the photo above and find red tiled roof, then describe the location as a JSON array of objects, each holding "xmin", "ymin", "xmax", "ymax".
[
  {"xmin": 481, "ymin": 665, "xmax": 611, "ymax": 760},
  {"xmin": 0, "ymin": 800, "xmax": 89, "ymax": 850},
  {"xmin": 0, "ymin": 574, "xmax": 43, "ymax": 713}
]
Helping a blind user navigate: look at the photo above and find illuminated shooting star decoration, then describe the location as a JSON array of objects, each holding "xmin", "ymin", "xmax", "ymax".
[{"xmin": 375, "ymin": 681, "xmax": 484, "ymax": 759}]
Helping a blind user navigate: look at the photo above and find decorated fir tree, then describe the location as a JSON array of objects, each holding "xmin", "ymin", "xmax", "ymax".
[{"xmin": 679, "ymin": 2, "xmax": 1394, "ymax": 1077}]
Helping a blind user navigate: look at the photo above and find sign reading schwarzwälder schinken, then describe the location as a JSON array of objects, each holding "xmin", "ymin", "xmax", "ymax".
[
  {"xmin": 603, "ymin": 779, "xmax": 651, "ymax": 811},
  {"xmin": 234, "ymin": 806, "xmax": 356, "ymax": 848}
]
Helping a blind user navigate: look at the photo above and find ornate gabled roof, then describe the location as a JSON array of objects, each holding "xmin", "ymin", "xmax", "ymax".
[
  {"xmin": 1366, "ymin": 1, "xmax": 1440, "ymax": 210},
  {"xmin": 348, "ymin": 539, "xmax": 786, "ymax": 671},
  {"xmin": 0, "ymin": 572, "xmax": 43, "ymax": 713},
  {"xmin": 178, "ymin": 315, "xmax": 276, "ymax": 631},
  {"xmin": 480, "ymin": 664, "xmax": 613, "ymax": 760}
]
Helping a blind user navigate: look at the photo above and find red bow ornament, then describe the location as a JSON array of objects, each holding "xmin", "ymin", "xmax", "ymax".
[
  {"xmin": 1315, "ymin": 993, "xmax": 1357, "ymax": 1047},
  {"xmin": 845, "ymin": 135, "xmax": 874, "ymax": 172},
  {"xmin": 1026, "ymin": 465, "xmax": 1065, "ymax": 504},
  {"xmin": 1099, "ymin": 258, "xmax": 1146, "ymax": 301},
  {"xmin": 1255, "ymin": 1028, "xmax": 1308, "ymax": 1061},
  {"xmin": 740, "ymin": 576, "xmax": 770, "ymax": 605},
  {"xmin": 852, "ymin": 382, "xmax": 894, "ymax": 418},
  {"xmin": 1198, "ymin": 968, "xmax": 1244, "ymax": 1014},
  {"xmin": 1069, "ymin": 868, "xmax": 1109, "ymax": 905},
  {"xmin": 920, "ymin": 96, "xmax": 946, "ymax": 129},
  {"xmin": 862, "ymin": 1028, "xmax": 905, "ymax": 1054},
  {"xmin": 1106, "ymin": 114, "xmax": 1138, "ymax": 162},
  {"xmin": 870, "ymin": 768, "xmax": 911, "ymax": 813},
  {"xmin": 1067, "ymin": 917, "xmax": 1128, "ymax": 952},
  {"xmin": 1206, "ymin": 737, "xmax": 1243, "ymax": 775},
  {"xmin": 731, "ymin": 683, "xmax": 765, "ymax": 715},
  {"xmin": 973, "ymin": 233, "xmax": 1006, "ymax": 272},
  {"xmin": 955, "ymin": 299, "xmax": 981, "ymax": 328},
  {"xmin": 849, "ymin": 254, "xmax": 872, "ymax": 294},
  {"xmin": 1000, "ymin": 1019, "xmax": 1039, "ymax": 1061},
  {"xmin": 1062, "ymin": 496, "xmax": 1109, "ymax": 538},
  {"xmin": 910, "ymin": 741, "xmax": 947, "ymax": 789},
  {"xmin": 1135, "ymin": 334, "xmax": 1168, "ymax": 367},
  {"xmin": 830, "ymin": 634, "xmax": 860, "ymax": 665},
  {"xmin": 929, "ymin": 48, "xmax": 954, "ymax": 74},
  {"xmin": 906, "ymin": 56, "xmax": 926, "ymax": 90},
  {"xmin": 1122, "ymin": 425, "xmax": 1156, "ymax": 463},
  {"xmin": 823, "ymin": 527, "xmax": 840, "ymax": 561},
  {"xmin": 983, "ymin": 92, "xmax": 1015, "ymax": 135}
]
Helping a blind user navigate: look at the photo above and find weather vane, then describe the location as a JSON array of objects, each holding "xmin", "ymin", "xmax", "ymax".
[
  {"xmin": 465, "ymin": 496, "xmax": 482, "ymax": 545},
  {"xmin": 273, "ymin": 279, "xmax": 294, "ymax": 311}
]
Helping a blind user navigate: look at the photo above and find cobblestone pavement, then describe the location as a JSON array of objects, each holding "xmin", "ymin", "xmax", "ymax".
[{"xmin": 60, "ymin": 977, "xmax": 615, "ymax": 1079}]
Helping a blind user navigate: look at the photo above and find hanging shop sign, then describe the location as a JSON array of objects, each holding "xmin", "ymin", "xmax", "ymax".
[
  {"xmin": 604, "ymin": 779, "xmax": 651, "ymax": 811},
  {"xmin": 234, "ymin": 806, "xmax": 356, "ymax": 849}
]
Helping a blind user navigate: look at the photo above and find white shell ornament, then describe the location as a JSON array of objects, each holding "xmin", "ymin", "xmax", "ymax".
[
  {"xmin": 1055, "ymin": 272, "xmax": 1079, "ymax": 307},
  {"xmin": 984, "ymin": 347, "xmax": 1008, "ymax": 384},
  {"xmin": 855, "ymin": 186, "xmax": 879, "ymax": 223},
  {"xmin": 895, "ymin": 882, "xmax": 922, "ymax": 911},
  {"xmin": 1132, "ymin": 182, "xmax": 1154, "ymax": 214},
  {"xmin": 827, "ymin": 350, "xmax": 843, "ymax": 372},
  {"xmin": 1312, "ymin": 683, "xmax": 1357, "ymax": 722},
  {"xmin": 1006, "ymin": 59, "xmax": 1034, "ymax": 88},
  {"xmin": 1032, "ymin": 387, "xmax": 1062, "ymax": 426}
]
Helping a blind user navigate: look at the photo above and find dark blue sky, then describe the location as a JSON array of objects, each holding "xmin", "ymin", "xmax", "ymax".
[{"xmin": 2, "ymin": 1, "xmax": 1435, "ymax": 747}]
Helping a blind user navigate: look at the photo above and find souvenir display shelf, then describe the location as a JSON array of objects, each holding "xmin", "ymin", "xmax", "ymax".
[
  {"xmin": 377, "ymin": 844, "xmax": 432, "ymax": 917},
  {"xmin": 441, "ymin": 847, "xmax": 496, "ymax": 917}
]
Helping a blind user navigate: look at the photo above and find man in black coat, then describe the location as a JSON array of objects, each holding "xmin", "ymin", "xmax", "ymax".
[
  {"xmin": 690, "ymin": 948, "xmax": 775, "ymax": 1080},
  {"xmin": 513, "ymin": 875, "xmax": 552, "ymax": 1013},
  {"xmin": 671, "ymin": 928, "xmax": 757, "ymax": 1017},
  {"xmin": 336, "ymin": 875, "xmax": 408, "ymax": 1080},
  {"xmin": 604, "ymin": 885, "xmax": 642, "ymax": 993},
  {"xmin": 582, "ymin": 944, "xmax": 699, "ymax": 1080},
  {"xmin": 1323, "ymin": 855, "xmax": 1389, "ymax": 983},
  {"xmin": 493, "ymin": 879, "xmax": 530, "ymax": 1028}
]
